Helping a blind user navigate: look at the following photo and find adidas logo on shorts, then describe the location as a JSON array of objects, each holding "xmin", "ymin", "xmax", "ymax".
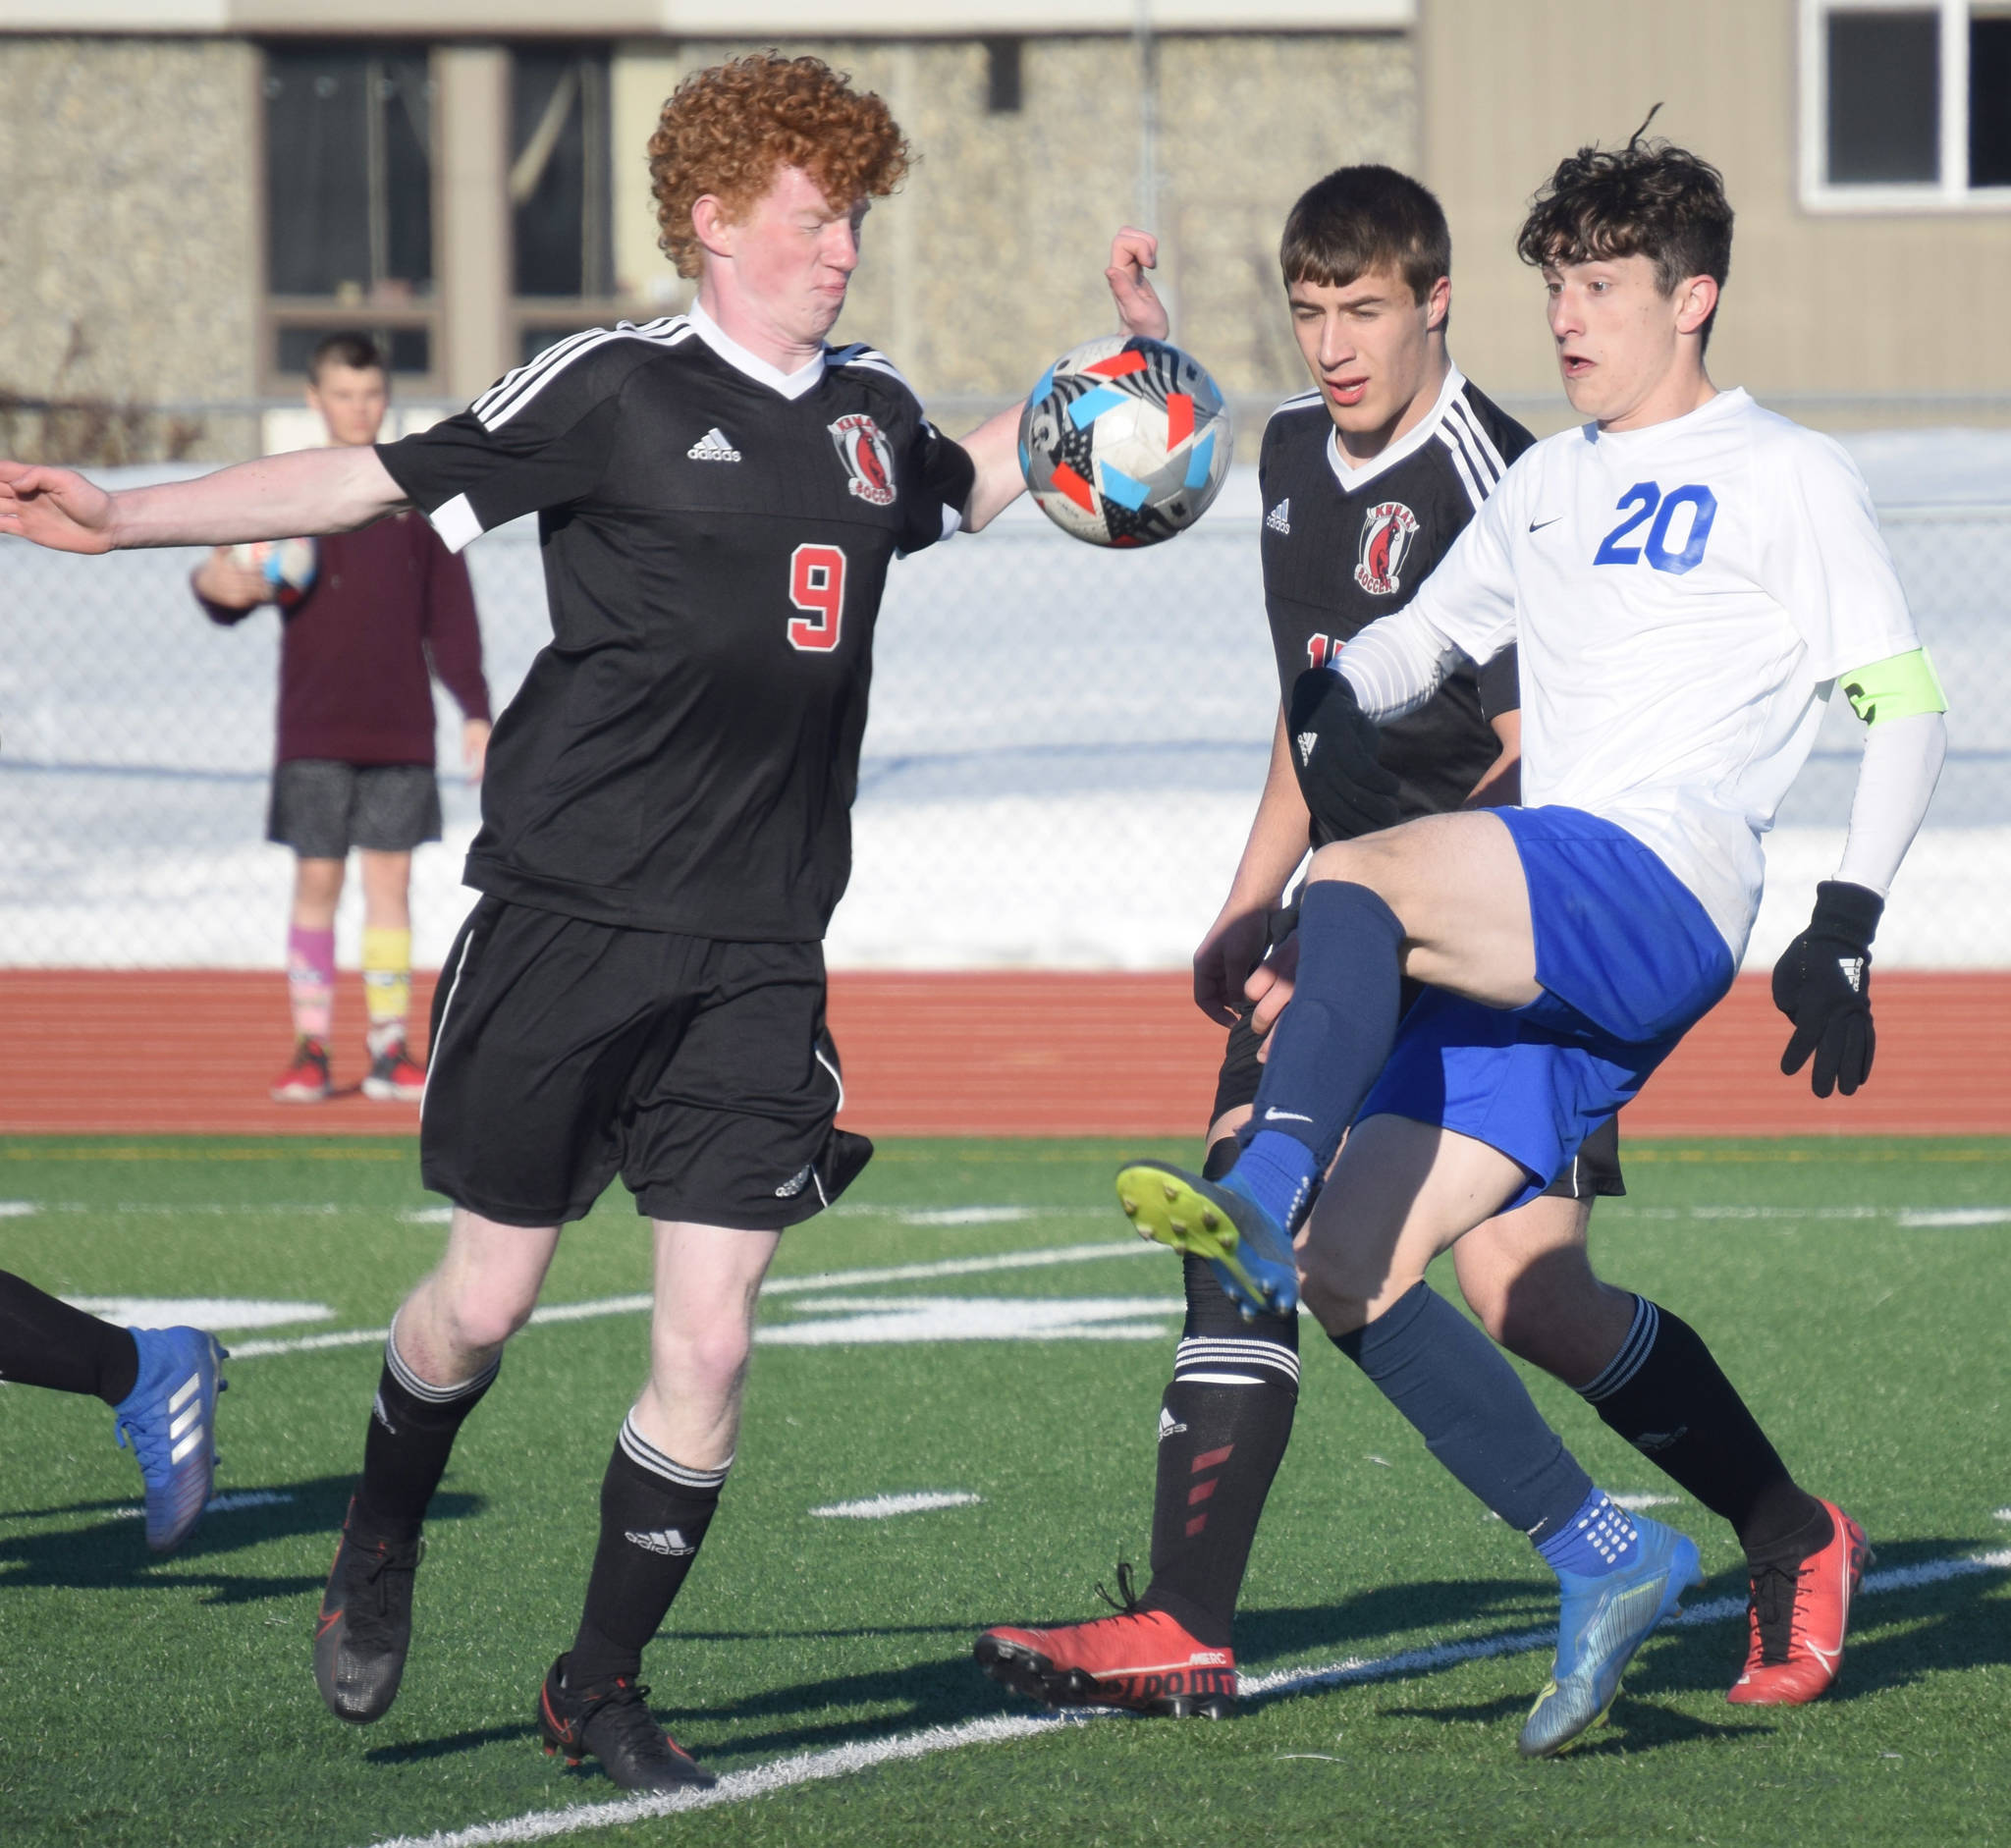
[
  {"xmin": 687, "ymin": 426, "xmax": 741, "ymax": 462},
  {"xmin": 625, "ymin": 1527, "xmax": 696, "ymax": 1556},
  {"xmin": 1266, "ymin": 498, "xmax": 1290, "ymax": 535},
  {"xmin": 775, "ymin": 1162, "xmax": 815, "ymax": 1199}
]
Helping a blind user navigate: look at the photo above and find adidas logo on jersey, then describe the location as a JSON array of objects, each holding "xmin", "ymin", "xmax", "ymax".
[
  {"xmin": 1159, "ymin": 1406, "xmax": 1188, "ymax": 1441},
  {"xmin": 1266, "ymin": 498, "xmax": 1291, "ymax": 535},
  {"xmin": 625, "ymin": 1527, "xmax": 696, "ymax": 1556},
  {"xmin": 687, "ymin": 426, "xmax": 741, "ymax": 462},
  {"xmin": 1296, "ymin": 731, "xmax": 1319, "ymax": 768}
]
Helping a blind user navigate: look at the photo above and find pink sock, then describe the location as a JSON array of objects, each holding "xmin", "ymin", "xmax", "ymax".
[{"xmin": 288, "ymin": 924, "xmax": 336, "ymax": 1042}]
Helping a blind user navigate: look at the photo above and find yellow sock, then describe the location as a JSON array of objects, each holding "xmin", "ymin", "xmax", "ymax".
[{"xmin": 361, "ymin": 926, "xmax": 412, "ymax": 1053}]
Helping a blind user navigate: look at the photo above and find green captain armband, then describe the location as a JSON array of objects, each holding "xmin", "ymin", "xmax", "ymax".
[{"xmin": 1838, "ymin": 648, "xmax": 1946, "ymax": 727}]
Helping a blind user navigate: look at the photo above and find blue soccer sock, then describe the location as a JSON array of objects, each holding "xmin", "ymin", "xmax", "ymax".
[
  {"xmin": 1245, "ymin": 881, "xmax": 1405, "ymax": 1170},
  {"xmin": 1535, "ymin": 1489, "xmax": 1641, "ymax": 1579},
  {"xmin": 1221, "ymin": 1130, "xmax": 1321, "ymax": 1233},
  {"xmin": 1332, "ymin": 1283, "xmax": 1594, "ymax": 1538}
]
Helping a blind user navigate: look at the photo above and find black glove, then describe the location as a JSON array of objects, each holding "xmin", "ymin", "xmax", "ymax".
[
  {"xmin": 1286, "ymin": 667, "xmax": 1401, "ymax": 847},
  {"xmin": 1771, "ymin": 880, "xmax": 1883, "ymax": 1098}
]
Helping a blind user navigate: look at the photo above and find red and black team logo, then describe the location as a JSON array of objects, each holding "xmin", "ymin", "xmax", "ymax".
[
  {"xmin": 1354, "ymin": 500, "xmax": 1421, "ymax": 595},
  {"xmin": 828, "ymin": 413, "xmax": 897, "ymax": 507}
]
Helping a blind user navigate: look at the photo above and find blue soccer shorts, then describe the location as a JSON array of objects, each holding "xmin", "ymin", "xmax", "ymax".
[{"xmin": 1356, "ymin": 804, "xmax": 1735, "ymax": 1212}]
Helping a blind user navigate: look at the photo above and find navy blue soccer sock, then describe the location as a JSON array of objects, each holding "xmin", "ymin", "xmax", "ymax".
[
  {"xmin": 1332, "ymin": 1282, "xmax": 1592, "ymax": 1541},
  {"xmin": 1243, "ymin": 881, "xmax": 1406, "ymax": 1187}
]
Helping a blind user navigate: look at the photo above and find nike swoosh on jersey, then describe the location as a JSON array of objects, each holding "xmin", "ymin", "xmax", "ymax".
[{"xmin": 1528, "ymin": 516, "xmax": 1565, "ymax": 532}]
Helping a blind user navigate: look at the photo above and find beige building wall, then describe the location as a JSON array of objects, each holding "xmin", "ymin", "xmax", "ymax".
[
  {"xmin": 0, "ymin": 36, "xmax": 260, "ymax": 460},
  {"xmin": 1420, "ymin": 0, "xmax": 2011, "ymax": 431},
  {"xmin": 609, "ymin": 33, "xmax": 1412, "ymax": 410}
]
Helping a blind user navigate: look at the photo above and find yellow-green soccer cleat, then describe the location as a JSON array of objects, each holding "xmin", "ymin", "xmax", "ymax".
[
  {"xmin": 1518, "ymin": 1515, "xmax": 1702, "ymax": 1758},
  {"xmin": 1114, "ymin": 1161, "xmax": 1299, "ymax": 1317}
]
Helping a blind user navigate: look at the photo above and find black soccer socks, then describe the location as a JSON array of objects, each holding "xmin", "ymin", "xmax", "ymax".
[
  {"xmin": 0, "ymin": 1269, "xmax": 139, "ymax": 1402},
  {"xmin": 1140, "ymin": 1257, "xmax": 1300, "ymax": 1649},
  {"xmin": 1579, "ymin": 1296, "xmax": 1827, "ymax": 1563},
  {"xmin": 568, "ymin": 1415, "xmax": 729, "ymax": 1688},
  {"xmin": 353, "ymin": 1325, "xmax": 499, "ymax": 1540},
  {"xmin": 1334, "ymin": 1281, "xmax": 1595, "ymax": 1541}
]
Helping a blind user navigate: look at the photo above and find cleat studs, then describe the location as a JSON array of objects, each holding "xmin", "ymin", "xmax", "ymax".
[
  {"xmin": 1119, "ymin": 1196, "xmax": 1137, "ymax": 1217},
  {"xmin": 1161, "ymin": 1182, "xmax": 1178, "ymax": 1203},
  {"xmin": 1200, "ymin": 1209, "xmax": 1219, "ymax": 1230}
]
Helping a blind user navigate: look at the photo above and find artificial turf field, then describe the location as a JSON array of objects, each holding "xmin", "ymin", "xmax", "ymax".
[{"xmin": 0, "ymin": 1134, "xmax": 2006, "ymax": 1848}]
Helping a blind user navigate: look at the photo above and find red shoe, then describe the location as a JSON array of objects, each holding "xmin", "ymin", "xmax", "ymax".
[
  {"xmin": 361, "ymin": 1040, "xmax": 425, "ymax": 1103},
  {"xmin": 975, "ymin": 1570, "xmax": 1236, "ymax": 1718},
  {"xmin": 1725, "ymin": 1500, "xmax": 1872, "ymax": 1705},
  {"xmin": 272, "ymin": 1037, "xmax": 332, "ymax": 1103}
]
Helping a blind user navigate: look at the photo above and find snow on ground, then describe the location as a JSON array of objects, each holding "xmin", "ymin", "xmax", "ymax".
[{"xmin": 6, "ymin": 441, "xmax": 2010, "ymax": 971}]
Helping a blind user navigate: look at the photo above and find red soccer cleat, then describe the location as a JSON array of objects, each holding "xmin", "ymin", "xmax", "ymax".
[
  {"xmin": 1726, "ymin": 1499, "xmax": 1872, "ymax": 1706},
  {"xmin": 272, "ymin": 1037, "xmax": 332, "ymax": 1103},
  {"xmin": 975, "ymin": 1574, "xmax": 1236, "ymax": 1718},
  {"xmin": 361, "ymin": 1040, "xmax": 426, "ymax": 1103}
]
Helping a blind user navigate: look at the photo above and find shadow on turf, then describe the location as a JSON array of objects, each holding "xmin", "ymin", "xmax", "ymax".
[{"xmin": 0, "ymin": 1474, "xmax": 483, "ymax": 1605}]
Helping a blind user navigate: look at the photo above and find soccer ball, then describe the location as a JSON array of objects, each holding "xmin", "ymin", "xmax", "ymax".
[
  {"xmin": 230, "ymin": 537, "xmax": 318, "ymax": 610},
  {"xmin": 1019, "ymin": 336, "xmax": 1232, "ymax": 547}
]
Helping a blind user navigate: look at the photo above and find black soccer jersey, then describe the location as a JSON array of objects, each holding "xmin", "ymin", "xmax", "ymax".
[
  {"xmin": 376, "ymin": 311, "xmax": 975, "ymax": 942},
  {"xmin": 1259, "ymin": 370, "xmax": 1533, "ymax": 820}
]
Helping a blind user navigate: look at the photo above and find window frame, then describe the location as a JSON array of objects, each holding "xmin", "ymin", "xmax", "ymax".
[
  {"xmin": 1801, "ymin": 0, "xmax": 2011, "ymax": 211},
  {"xmin": 255, "ymin": 42, "xmax": 445, "ymax": 396}
]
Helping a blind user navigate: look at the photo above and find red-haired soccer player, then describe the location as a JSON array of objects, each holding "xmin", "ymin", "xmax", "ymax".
[{"xmin": 3, "ymin": 52, "xmax": 1046, "ymax": 1790}]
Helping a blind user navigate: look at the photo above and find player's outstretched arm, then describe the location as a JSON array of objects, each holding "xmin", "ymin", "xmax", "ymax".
[
  {"xmin": 958, "ymin": 406, "xmax": 1026, "ymax": 532},
  {"xmin": 1106, "ymin": 227, "xmax": 1169, "ymax": 342},
  {"xmin": 0, "ymin": 447, "xmax": 407, "ymax": 555}
]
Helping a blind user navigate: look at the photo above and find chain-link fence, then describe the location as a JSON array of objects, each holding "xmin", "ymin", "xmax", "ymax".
[{"xmin": 2, "ymin": 487, "xmax": 2006, "ymax": 972}]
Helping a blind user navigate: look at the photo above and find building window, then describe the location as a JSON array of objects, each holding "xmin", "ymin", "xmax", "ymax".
[
  {"xmin": 262, "ymin": 45, "xmax": 437, "ymax": 384},
  {"xmin": 984, "ymin": 38, "xmax": 1024, "ymax": 114},
  {"xmin": 512, "ymin": 46, "xmax": 616, "ymax": 362},
  {"xmin": 1804, "ymin": 1, "xmax": 2011, "ymax": 207}
]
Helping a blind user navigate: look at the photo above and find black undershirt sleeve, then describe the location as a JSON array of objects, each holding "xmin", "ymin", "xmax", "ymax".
[{"xmin": 1478, "ymin": 642, "xmax": 1521, "ymax": 723}]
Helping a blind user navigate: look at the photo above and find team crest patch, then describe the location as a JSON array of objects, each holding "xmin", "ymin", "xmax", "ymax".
[
  {"xmin": 1354, "ymin": 500, "xmax": 1420, "ymax": 595},
  {"xmin": 829, "ymin": 412, "xmax": 897, "ymax": 506}
]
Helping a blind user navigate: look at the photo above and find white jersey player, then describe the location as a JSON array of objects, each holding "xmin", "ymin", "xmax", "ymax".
[{"xmin": 1116, "ymin": 130, "xmax": 1942, "ymax": 1759}]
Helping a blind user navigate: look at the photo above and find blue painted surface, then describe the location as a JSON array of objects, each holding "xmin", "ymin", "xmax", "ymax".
[
  {"xmin": 1098, "ymin": 462, "xmax": 1152, "ymax": 511},
  {"xmin": 1066, "ymin": 385, "xmax": 1130, "ymax": 430},
  {"xmin": 1183, "ymin": 429, "xmax": 1218, "ymax": 490}
]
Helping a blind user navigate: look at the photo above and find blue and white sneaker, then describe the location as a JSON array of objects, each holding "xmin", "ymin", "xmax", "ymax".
[
  {"xmin": 1518, "ymin": 1514, "xmax": 1702, "ymax": 1758},
  {"xmin": 113, "ymin": 1327, "xmax": 227, "ymax": 1554},
  {"xmin": 1114, "ymin": 1161, "xmax": 1299, "ymax": 1317}
]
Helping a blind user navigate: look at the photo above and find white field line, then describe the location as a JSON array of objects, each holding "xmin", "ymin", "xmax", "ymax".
[
  {"xmin": 107, "ymin": 1490, "xmax": 296, "ymax": 1522},
  {"xmin": 810, "ymin": 1492, "xmax": 983, "ymax": 1518},
  {"xmin": 353, "ymin": 1546, "xmax": 2011, "ymax": 1848},
  {"xmin": 227, "ymin": 1242, "xmax": 1162, "ymax": 1359}
]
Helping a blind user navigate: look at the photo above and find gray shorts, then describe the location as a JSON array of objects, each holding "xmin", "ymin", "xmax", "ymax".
[{"xmin": 267, "ymin": 760, "xmax": 442, "ymax": 859}]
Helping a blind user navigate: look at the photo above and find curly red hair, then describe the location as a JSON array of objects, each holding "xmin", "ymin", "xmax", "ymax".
[{"xmin": 649, "ymin": 52, "xmax": 910, "ymax": 280}]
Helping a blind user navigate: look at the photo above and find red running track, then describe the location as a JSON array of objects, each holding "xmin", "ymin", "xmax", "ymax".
[{"xmin": 1, "ymin": 969, "xmax": 2006, "ymax": 1139}]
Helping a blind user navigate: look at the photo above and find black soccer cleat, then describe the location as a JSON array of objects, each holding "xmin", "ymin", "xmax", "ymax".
[
  {"xmin": 313, "ymin": 1496, "xmax": 424, "ymax": 1724},
  {"xmin": 537, "ymin": 1656, "xmax": 718, "ymax": 1792}
]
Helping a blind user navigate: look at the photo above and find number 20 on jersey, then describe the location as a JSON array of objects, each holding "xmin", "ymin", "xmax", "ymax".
[{"xmin": 1593, "ymin": 481, "xmax": 1717, "ymax": 575}]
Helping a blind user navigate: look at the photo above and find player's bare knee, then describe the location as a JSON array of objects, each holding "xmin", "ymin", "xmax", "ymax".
[
  {"xmin": 653, "ymin": 1321, "xmax": 753, "ymax": 1402},
  {"xmin": 1297, "ymin": 1240, "xmax": 1372, "ymax": 1335}
]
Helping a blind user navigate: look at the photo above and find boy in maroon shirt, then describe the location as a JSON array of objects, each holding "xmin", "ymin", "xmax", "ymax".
[{"xmin": 194, "ymin": 334, "xmax": 491, "ymax": 1102}]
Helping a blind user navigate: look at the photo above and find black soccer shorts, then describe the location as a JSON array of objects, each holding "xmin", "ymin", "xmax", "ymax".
[
  {"xmin": 1205, "ymin": 900, "xmax": 1623, "ymax": 1203},
  {"xmin": 418, "ymin": 897, "xmax": 871, "ymax": 1230}
]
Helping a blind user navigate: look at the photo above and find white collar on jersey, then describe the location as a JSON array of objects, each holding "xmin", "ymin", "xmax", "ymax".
[
  {"xmin": 1324, "ymin": 363, "xmax": 1469, "ymax": 495},
  {"xmin": 685, "ymin": 299, "xmax": 827, "ymax": 401}
]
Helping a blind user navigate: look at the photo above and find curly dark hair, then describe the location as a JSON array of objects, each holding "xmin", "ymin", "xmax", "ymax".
[
  {"xmin": 648, "ymin": 52, "xmax": 909, "ymax": 280},
  {"xmin": 1516, "ymin": 114, "xmax": 1733, "ymax": 345}
]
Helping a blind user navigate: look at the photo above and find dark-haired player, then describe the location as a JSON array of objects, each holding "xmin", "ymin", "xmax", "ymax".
[
  {"xmin": 0, "ymin": 1272, "xmax": 224, "ymax": 1553},
  {"xmin": 980, "ymin": 157, "xmax": 1901, "ymax": 1755},
  {"xmin": 1088, "ymin": 135, "xmax": 1936, "ymax": 1756},
  {"xmin": 1, "ymin": 52, "xmax": 1043, "ymax": 1790}
]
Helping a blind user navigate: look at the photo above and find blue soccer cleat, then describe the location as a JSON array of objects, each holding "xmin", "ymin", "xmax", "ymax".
[
  {"xmin": 1114, "ymin": 1160, "xmax": 1299, "ymax": 1317},
  {"xmin": 1518, "ymin": 1514, "xmax": 1702, "ymax": 1758},
  {"xmin": 114, "ymin": 1326, "xmax": 228, "ymax": 1554}
]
